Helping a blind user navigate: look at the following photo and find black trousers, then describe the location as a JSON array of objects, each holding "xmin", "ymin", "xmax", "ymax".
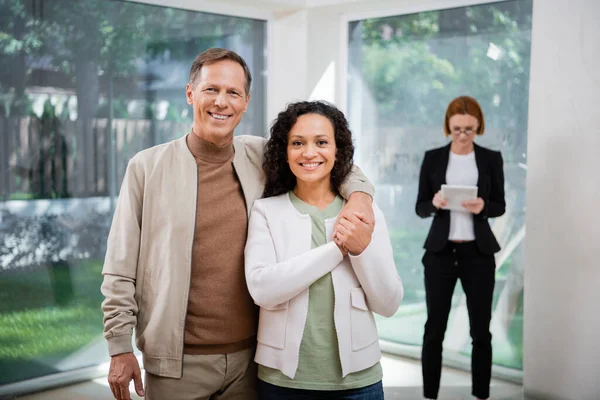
[{"xmin": 421, "ymin": 241, "xmax": 495, "ymax": 400}]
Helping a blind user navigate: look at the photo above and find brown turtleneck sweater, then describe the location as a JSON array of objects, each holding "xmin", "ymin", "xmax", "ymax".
[{"xmin": 184, "ymin": 132, "xmax": 258, "ymax": 355}]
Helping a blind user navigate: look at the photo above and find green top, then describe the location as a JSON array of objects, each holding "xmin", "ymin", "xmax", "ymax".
[{"xmin": 258, "ymin": 191, "xmax": 382, "ymax": 390}]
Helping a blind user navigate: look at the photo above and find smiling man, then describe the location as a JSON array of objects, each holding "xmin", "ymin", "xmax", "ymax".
[{"xmin": 100, "ymin": 48, "xmax": 375, "ymax": 400}]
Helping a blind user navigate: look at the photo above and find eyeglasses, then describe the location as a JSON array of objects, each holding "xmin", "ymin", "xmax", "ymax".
[{"xmin": 451, "ymin": 127, "xmax": 476, "ymax": 135}]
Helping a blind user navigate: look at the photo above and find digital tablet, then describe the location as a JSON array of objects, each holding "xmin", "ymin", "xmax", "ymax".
[{"xmin": 440, "ymin": 184, "xmax": 478, "ymax": 211}]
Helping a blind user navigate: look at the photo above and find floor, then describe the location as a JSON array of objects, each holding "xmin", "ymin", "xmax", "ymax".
[{"xmin": 10, "ymin": 355, "xmax": 524, "ymax": 400}]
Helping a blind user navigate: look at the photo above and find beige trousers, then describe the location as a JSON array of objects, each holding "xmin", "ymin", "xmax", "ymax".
[{"xmin": 145, "ymin": 348, "xmax": 257, "ymax": 400}]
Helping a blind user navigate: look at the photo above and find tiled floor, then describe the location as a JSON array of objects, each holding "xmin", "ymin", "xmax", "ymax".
[{"xmin": 12, "ymin": 355, "xmax": 523, "ymax": 400}]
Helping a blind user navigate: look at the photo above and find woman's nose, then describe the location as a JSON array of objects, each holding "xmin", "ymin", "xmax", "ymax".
[{"xmin": 303, "ymin": 146, "xmax": 316, "ymax": 157}]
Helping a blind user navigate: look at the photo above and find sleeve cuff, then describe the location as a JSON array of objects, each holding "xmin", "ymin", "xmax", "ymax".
[
  {"xmin": 348, "ymin": 238, "xmax": 374, "ymax": 261},
  {"xmin": 342, "ymin": 182, "xmax": 375, "ymax": 199},
  {"xmin": 477, "ymin": 201, "xmax": 489, "ymax": 220},
  {"xmin": 106, "ymin": 334, "xmax": 134, "ymax": 356},
  {"xmin": 326, "ymin": 241, "xmax": 346, "ymax": 263}
]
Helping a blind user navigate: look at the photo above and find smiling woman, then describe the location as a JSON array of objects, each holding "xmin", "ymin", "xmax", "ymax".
[{"xmin": 246, "ymin": 100, "xmax": 403, "ymax": 399}]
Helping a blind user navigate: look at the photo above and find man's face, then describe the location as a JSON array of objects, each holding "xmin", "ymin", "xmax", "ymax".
[{"xmin": 186, "ymin": 60, "xmax": 250, "ymax": 146}]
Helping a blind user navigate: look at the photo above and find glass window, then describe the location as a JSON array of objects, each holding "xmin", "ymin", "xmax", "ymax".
[
  {"xmin": 347, "ymin": 0, "xmax": 532, "ymax": 370},
  {"xmin": 0, "ymin": 0, "xmax": 266, "ymax": 386}
]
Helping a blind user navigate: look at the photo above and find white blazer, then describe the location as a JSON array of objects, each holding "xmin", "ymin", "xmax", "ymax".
[{"xmin": 244, "ymin": 193, "xmax": 404, "ymax": 379}]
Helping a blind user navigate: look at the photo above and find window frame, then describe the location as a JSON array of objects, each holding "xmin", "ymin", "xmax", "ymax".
[
  {"xmin": 338, "ymin": 0, "xmax": 526, "ymax": 384},
  {"xmin": 0, "ymin": 1, "xmax": 272, "ymax": 397}
]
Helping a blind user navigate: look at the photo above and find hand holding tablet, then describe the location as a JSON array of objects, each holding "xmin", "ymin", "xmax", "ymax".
[{"xmin": 440, "ymin": 184, "xmax": 478, "ymax": 211}]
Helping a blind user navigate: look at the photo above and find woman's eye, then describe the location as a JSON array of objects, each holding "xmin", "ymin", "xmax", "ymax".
[
  {"xmin": 292, "ymin": 141, "xmax": 303, "ymax": 146},
  {"xmin": 317, "ymin": 140, "xmax": 328, "ymax": 146}
]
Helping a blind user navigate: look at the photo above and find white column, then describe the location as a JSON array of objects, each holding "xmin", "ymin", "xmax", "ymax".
[
  {"xmin": 267, "ymin": 10, "xmax": 309, "ymax": 125},
  {"xmin": 524, "ymin": 0, "xmax": 600, "ymax": 399}
]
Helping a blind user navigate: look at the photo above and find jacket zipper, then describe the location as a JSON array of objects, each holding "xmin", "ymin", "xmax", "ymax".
[
  {"xmin": 180, "ymin": 163, "xmax": 198, "ymax": 376},
  {"xmin": 328, "ymin": 220, "xmax": 345, "ymax": 377}
]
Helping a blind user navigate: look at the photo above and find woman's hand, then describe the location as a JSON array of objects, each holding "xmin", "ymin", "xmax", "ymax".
[
  {"xmin": 432, "ymin": 191, "xmax": 447, "ymax": 209},
  {"xmin": 462, "ymin": 197, "xmax": 485, "ymax": 214},
  {"xmin": 333, "ymin": 235, "xmax": 349, "ymax": 256}
]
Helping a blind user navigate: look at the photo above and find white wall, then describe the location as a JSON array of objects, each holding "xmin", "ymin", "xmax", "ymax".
[
  {"xmin": 267, "ymin": 6, "xmax": 347, "ymax": 124},
  {"xmin": 524, "ymin": 0, "xmax": 600, "ymax": 399},
  {"xmin": 267, "ymin": 10, "xmax": 309, "ymax": 124},
  {"xmin": 305, "ymin": 8, "xmax": 341, "ymax": 104},
  {"xmin": 267, "ymin": 6, "xmax": 347, "ymax": 123}
]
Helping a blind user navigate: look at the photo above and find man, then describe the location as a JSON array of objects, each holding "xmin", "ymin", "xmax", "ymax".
[{"xmin": 101, "ymin": 48, "xmax": 375, "ymax": 400}]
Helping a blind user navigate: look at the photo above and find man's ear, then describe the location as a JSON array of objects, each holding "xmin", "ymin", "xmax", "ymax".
[
  {"xmin": 185, "ymin": 83, "xmax": 193, "ymax": 105},
  {"xmin": 243, "ymin": 93, "xmax": 251, "ymax": 112}
]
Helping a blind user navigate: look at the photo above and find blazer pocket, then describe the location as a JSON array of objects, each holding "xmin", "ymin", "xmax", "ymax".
[
  {"xmin": 257, "ymin": 301, "xmax": 289, "ymax": 350},
  {"xmin": 350, "ymin": 288, "xmax": 379, "ymax": 351}
]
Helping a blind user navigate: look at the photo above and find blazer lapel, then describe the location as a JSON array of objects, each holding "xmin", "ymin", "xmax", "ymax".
[
  {"xmin": 438, "ymin": 143, "xmax": 452, "ymax": 188},
  {"xmin": 474, "ymin": 143, "xmax": 485, "ymax": 196}
]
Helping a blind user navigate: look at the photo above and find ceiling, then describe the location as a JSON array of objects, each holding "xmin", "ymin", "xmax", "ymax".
[
  {"xmin": 223, "ymin": 0, "xmax": 367, "ymax": 11},
  {"xmin": 257, "ymin": 0, "xmax": 365, "ymax": 6}
]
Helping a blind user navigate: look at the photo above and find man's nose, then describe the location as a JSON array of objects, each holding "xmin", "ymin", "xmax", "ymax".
[{"xmin": 215, "ymin": 92, "xmax": 227, "ymax": 108}]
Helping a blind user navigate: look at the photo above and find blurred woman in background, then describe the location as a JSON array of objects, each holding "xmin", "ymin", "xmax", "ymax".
[{"xmin": 415, "ymin": 96, "xmax": 505, "ymax": 400}]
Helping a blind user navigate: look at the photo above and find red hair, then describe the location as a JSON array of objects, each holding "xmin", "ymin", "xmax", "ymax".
[{"xmin": 443, "ymin": 96, "xmax": 485, "ymax": 136}]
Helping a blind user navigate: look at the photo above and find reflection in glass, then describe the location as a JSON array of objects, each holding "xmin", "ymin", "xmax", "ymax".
[
  {"xmin": 0, "ymin": 0, "xmax": 266, "ymax": 386},
  {"xmin": 347, "ymin": 0, "xmax": 532, "ymax": 370}
]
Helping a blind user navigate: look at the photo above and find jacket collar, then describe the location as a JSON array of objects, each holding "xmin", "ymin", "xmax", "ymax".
[
  {"xmin": 232, "ymin": 137, "xmax": 259, "ymax": 217},
  {"xmin": 174, "ymin": 135, "xmax": 198, "ymax": 166},
  {"xmin": 174, "ymin": 134, "xmax": 256, "ymax": 216}
]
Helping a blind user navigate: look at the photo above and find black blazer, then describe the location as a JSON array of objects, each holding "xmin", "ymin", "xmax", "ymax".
[{"xmin": 415, "ymin": 143, "xmax": 505, "ymax": 255}]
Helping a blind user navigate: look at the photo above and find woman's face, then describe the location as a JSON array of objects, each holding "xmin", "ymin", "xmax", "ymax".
[
  {"xmin": 448, "ymin": 113, "xmax": 479, "ymax": 147},
  {"xmin": 287, "ymin": 113, "xmax": 337, "ymax": 187}
]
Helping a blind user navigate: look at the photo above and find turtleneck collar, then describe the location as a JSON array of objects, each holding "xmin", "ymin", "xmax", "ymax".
[{"xmin": 186, "ymin": 131, "xmax": 234, "ymax": 164}]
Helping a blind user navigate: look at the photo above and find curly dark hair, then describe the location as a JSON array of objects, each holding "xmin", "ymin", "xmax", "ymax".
[{"xmin": 263, "ymin": 101, "xmax": 355, "ymax": 198}]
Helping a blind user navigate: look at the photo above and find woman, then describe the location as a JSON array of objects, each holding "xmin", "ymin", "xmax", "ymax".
[
  {"xmin": 416, "ymin": 96, "xmax": 505, "ymax": 400},
  {"xmin": 245, "ymin": 101, "xmax": 404, "ymax": 399}
]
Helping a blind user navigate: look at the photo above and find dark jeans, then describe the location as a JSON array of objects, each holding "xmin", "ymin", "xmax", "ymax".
[
  {"xmin": 257, "ymin": 380, "xmax": 384, "ymax": 400},
  {"xmin": 421, "ymin": 241, "xmax": 495, "ymax": 400}
]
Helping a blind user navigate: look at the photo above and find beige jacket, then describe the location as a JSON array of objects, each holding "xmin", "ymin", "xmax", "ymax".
[{"xmin": 101, "ymin": 134, "xmax": 374, "ymax": 378}]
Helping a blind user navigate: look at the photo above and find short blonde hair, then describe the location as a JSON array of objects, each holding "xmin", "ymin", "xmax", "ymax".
[{"xmin": 444, "ymin": 96, "xmax": 485, "ymax": 137}]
